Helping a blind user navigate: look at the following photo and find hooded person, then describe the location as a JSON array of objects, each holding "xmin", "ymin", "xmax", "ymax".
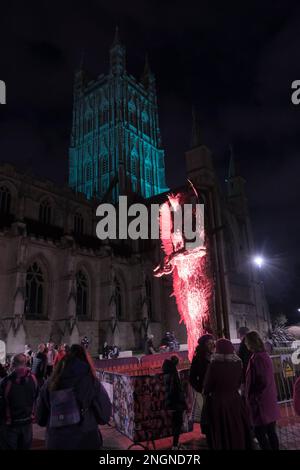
[
  {"xmin": 202, "ymin": 338, "xmax": 253, "ymax": 450},
  {"xmin": 36, "ymin": 344, "xmax": 112, "ymax": 450},
  {"xmin": 0, "ymin": 353, "xmax": 38, "ymax": 450},
  {"xmin": 245, "ymin": 331, "xmax": 280, "ymax": 450}
]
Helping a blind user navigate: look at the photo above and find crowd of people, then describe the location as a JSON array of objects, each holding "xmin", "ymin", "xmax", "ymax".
[
  {"xmin": 188, "ymin": 328, "xmax": 282, "ymax": 450},
  {"xmin": 101, "ymin": 342, "xmax": 120, "ymax": 359},
  {"xmin": 0, "ymin": 328, "xmax": 299, "ymax": 451},
  {"xmin": 0, "ymin": 342, "xmax": 111, "ymax": 450},
  {"xmin": 144, "ymin": 331, "xmax": 180, "ymax": 355}
]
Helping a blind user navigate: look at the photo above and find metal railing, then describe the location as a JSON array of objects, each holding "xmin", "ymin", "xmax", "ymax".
[{"xmin": 271, "ymin": 352, "xmax": 300, "ymax": 450}]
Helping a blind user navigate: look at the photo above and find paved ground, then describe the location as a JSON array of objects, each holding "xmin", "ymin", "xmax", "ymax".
[
  {"xmin": 32, "ymin": 422, "xmax": 207, "ymax": 450},
  {"xmin": 31, "ymin": 403, "xmax": 300, "ymax": 450}
]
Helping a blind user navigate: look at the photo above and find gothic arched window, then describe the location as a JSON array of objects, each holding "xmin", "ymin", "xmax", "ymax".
[
  {"xmin": 101, "ymin": 158, "xmax": 108, "ymax": 174},
  {"xmin": 131, "ymin": 157, "xmax": 137, "ymax": 176},
  {"xmin": 76, "ymin": 270, "xmax": 89, "ymax": 317},
  {"xmin": 128, "ymin": 102, "xmax": 136, "ymax": 127},
  {"xmin": 145, "ymin": 277, "xmax": 153, "ymax": 320},
  {"xmin": 86, "ymin": 162, "xmax": 92, "ymax": 181},
  {"xmin": 115, "ymin": 278, "xmax": 123, "ymax": 320},
  {"xmin": 100, "ymin": 105, "xmax": 109, "ymax": 124},
  {"xmin": 0, "ymin": 186, "xmax": 11, "ymax": 214},
  {"xmin": 39, "ymin": 200, "xmax": 52, "ymax": 225},
  {"xmin": 24, "ymin": 263, "xmax": 45, "ymax": 317},
  {"xmin": 145, "ymin": 167, "xmax": 151, "ymax": 184},
  {"xmin": 142, "ymin": 111, "xmax": 149, "ymax": 135},
  {"xmin": 85, "ymin": 115, "xmax": 93, "ymax": 134},
  {"xmin": 74, "ymin": 212, "xmax": 84, "ymax": 235}
]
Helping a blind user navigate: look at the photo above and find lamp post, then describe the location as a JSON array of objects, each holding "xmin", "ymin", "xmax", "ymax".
[
  {"xmin": 253, "ymin": 256, "xmax": 265, "ymax": 269},
  {"xmin": 251, "ymin": 255, "xmax": 266, "ymax": 331}
]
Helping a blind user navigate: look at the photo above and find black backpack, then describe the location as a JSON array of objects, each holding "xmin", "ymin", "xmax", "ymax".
[{"xmin": 49, "ymin": 388, "xmax": 82, "ymax": 428}]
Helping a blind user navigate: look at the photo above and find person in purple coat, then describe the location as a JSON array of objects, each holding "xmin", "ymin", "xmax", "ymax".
[
  {"xmin": 202, "ymin": 338, "xmax": 252, "ymax": 449},
  {"xmin": 245, "ymin": 331, "xmax": 280, "ymax": 450}
]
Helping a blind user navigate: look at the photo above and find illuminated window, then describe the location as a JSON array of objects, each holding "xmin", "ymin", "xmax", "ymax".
[
  {"xmin": 129, "ymin": 102, "xmax": 136, "ymax": 126},
  {"xmin": 24, "ymin": 263, "xmax": 45, "ymax": 316},
  {"xmin": 76, "ymin": 270, "xmax": 88, "ymax": 317},
  {"xmin": 142, "ymin": 111, "xmax": 149, "ymax": 135},
  {"xmin": 101, "ymin": 158, "xmax": 108, "ymax": 174},
  {"xmin": 146, "ymin": 167, "xmax": 151, "ymax": 183},
  {"xmin": 131, "ymin": 157, "xmax": 137, "ymax": 176},
  {"xmin": 39, "ymin": 200, "xmax": 52, "ymax": 225},
  {"xmin": 100, "ymin": 106, "xmax": 109, "ymax": 124},
  {"xmin": 0, "ymin": 186, "xmax": 11, "ymax": 214},
  {"xmin": 86, "ymin": 163, "xmax": 92, "ymax": 181}
]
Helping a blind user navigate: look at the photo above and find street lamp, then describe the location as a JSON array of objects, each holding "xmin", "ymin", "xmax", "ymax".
[
  {"xmin": 253, "ymin": 256, "xmax": 265, "ymax": 268},
  {"xmin": 297, "ymin": 308, "xmax": 300, "ymax": 313}
]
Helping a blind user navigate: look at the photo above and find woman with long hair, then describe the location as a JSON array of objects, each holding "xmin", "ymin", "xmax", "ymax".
[
  {"xmin": 189, "ymin": 334, "xmax": 215, "ymax": 434},
  {"xmin": 36, "ymin": 344, "xmax": 111, "ymax": 449},
  {"xmin": 245, "ymin": 331, "xmax": 280, "ymax": 450},
  {"xmin": 203, "ymin": 339, "xmax": 252, "ymax": 449}
]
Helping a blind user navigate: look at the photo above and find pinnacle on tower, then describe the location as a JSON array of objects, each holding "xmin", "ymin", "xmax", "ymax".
[
  {"xmin": 109, "ymin": 26, "xmax": 126, "ymax": 75},
  {"xmin": 141, "ymin": 54, "xmax": 156, "ymax": 91},
  {"xmin": 112, "ymin": 25, "xmax": 120, "ymax": 46}
]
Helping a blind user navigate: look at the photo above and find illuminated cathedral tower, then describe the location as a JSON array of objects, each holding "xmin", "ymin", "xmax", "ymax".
[{"xmin": 69, "ymin": 28, "xmax": 168, "ymax": 202}]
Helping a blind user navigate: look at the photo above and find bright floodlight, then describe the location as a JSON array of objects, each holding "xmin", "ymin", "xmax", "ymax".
[
  {"xmin": 297, "ymin": 308, "xmax": 300, "ymax": 313},
  {"xmin": 253, "ymin": 256, "xmax": 264, "ymax": 268}
]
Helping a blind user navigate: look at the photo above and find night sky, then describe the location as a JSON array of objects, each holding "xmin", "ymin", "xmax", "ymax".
[{"xmin": 0, "ymin": 1, "xmax": 299, "ymax": 322}]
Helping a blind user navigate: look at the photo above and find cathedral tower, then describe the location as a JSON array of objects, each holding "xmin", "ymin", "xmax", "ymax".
[{"xmin": 69, "ymin": 29, "xmax": 168, "ymax": 202}]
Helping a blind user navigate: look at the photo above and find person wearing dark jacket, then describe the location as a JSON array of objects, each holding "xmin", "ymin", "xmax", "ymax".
[
  {"xmin": 189, "ymin": 334, "xmax": 214, "ymax": 431},
  {"xmin": 0, "ymin": 363, "xmax": 7, "ymax": 379},
  {"xmin": 203, "ymin": 339, "xmax": 252, "ymax": 449},
  {"xmin": 36, "ymin": 344, "xmax": 112, "ymax": 450},
  {"xmin": 31, "ymin": 344, "xmax": 47, "ymax": 387},
  {"xmin": 162, "ymin": 355, "xmax": 187, "ymax": 450},
  {"xmin": 245, "ymin": 331, "xmax": 280, "ymax": 450},
  {"xmin": 238, "ymin": 327, "xmax": 251, "ymax": 386},
  {"xmin": 189, "ymin": 334, "xmax": 215, "ymax": 393},
  {"xmin": 0, "ymin": 353, "xmax": 38, "ymax": 450}
]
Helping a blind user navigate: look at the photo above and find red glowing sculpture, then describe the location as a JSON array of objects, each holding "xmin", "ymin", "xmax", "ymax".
[{"xmin": 154, "ymin": 189, "xmax": 212, "ymax": 361}]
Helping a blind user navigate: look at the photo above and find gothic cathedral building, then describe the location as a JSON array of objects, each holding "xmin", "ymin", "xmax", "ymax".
[
  {"xmin": 69, "ymin": 28, "xmax": 168, "ymax": 202},
  {"xmin": 0, "ymin": 31, "xmax": 271, "ymax": 357}
]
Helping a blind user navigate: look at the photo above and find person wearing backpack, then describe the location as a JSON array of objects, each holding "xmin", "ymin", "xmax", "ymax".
[
  {"xmin": 0, "ymin": 353, "xmax": 38, "ymax": 450},
  {"xmin": 36, "ymin": 344, "xmax": 112, "ymax": 449}
]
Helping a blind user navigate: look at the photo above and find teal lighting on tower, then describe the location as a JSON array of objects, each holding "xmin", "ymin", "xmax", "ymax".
[{"xmin": 69, "ymin": 28, "xmax": 168, "ymax": 202}]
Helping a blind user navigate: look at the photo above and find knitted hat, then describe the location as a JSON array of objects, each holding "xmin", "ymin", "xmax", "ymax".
[{"xmin": 215, "ymin": 338, "xmax": 235, "ymax": 355}]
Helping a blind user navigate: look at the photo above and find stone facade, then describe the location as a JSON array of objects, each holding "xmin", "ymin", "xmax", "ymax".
[
  {"xmin": 0, "ymin": 164, "xmax": 177, "ymax": 355},
  {"xmin": 69, "ymin": 28, "xmax": 168, "ymax": 202},
  {"xmin": 0, "ymin": 32, "xmax": 271, "ymax": 356}
]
